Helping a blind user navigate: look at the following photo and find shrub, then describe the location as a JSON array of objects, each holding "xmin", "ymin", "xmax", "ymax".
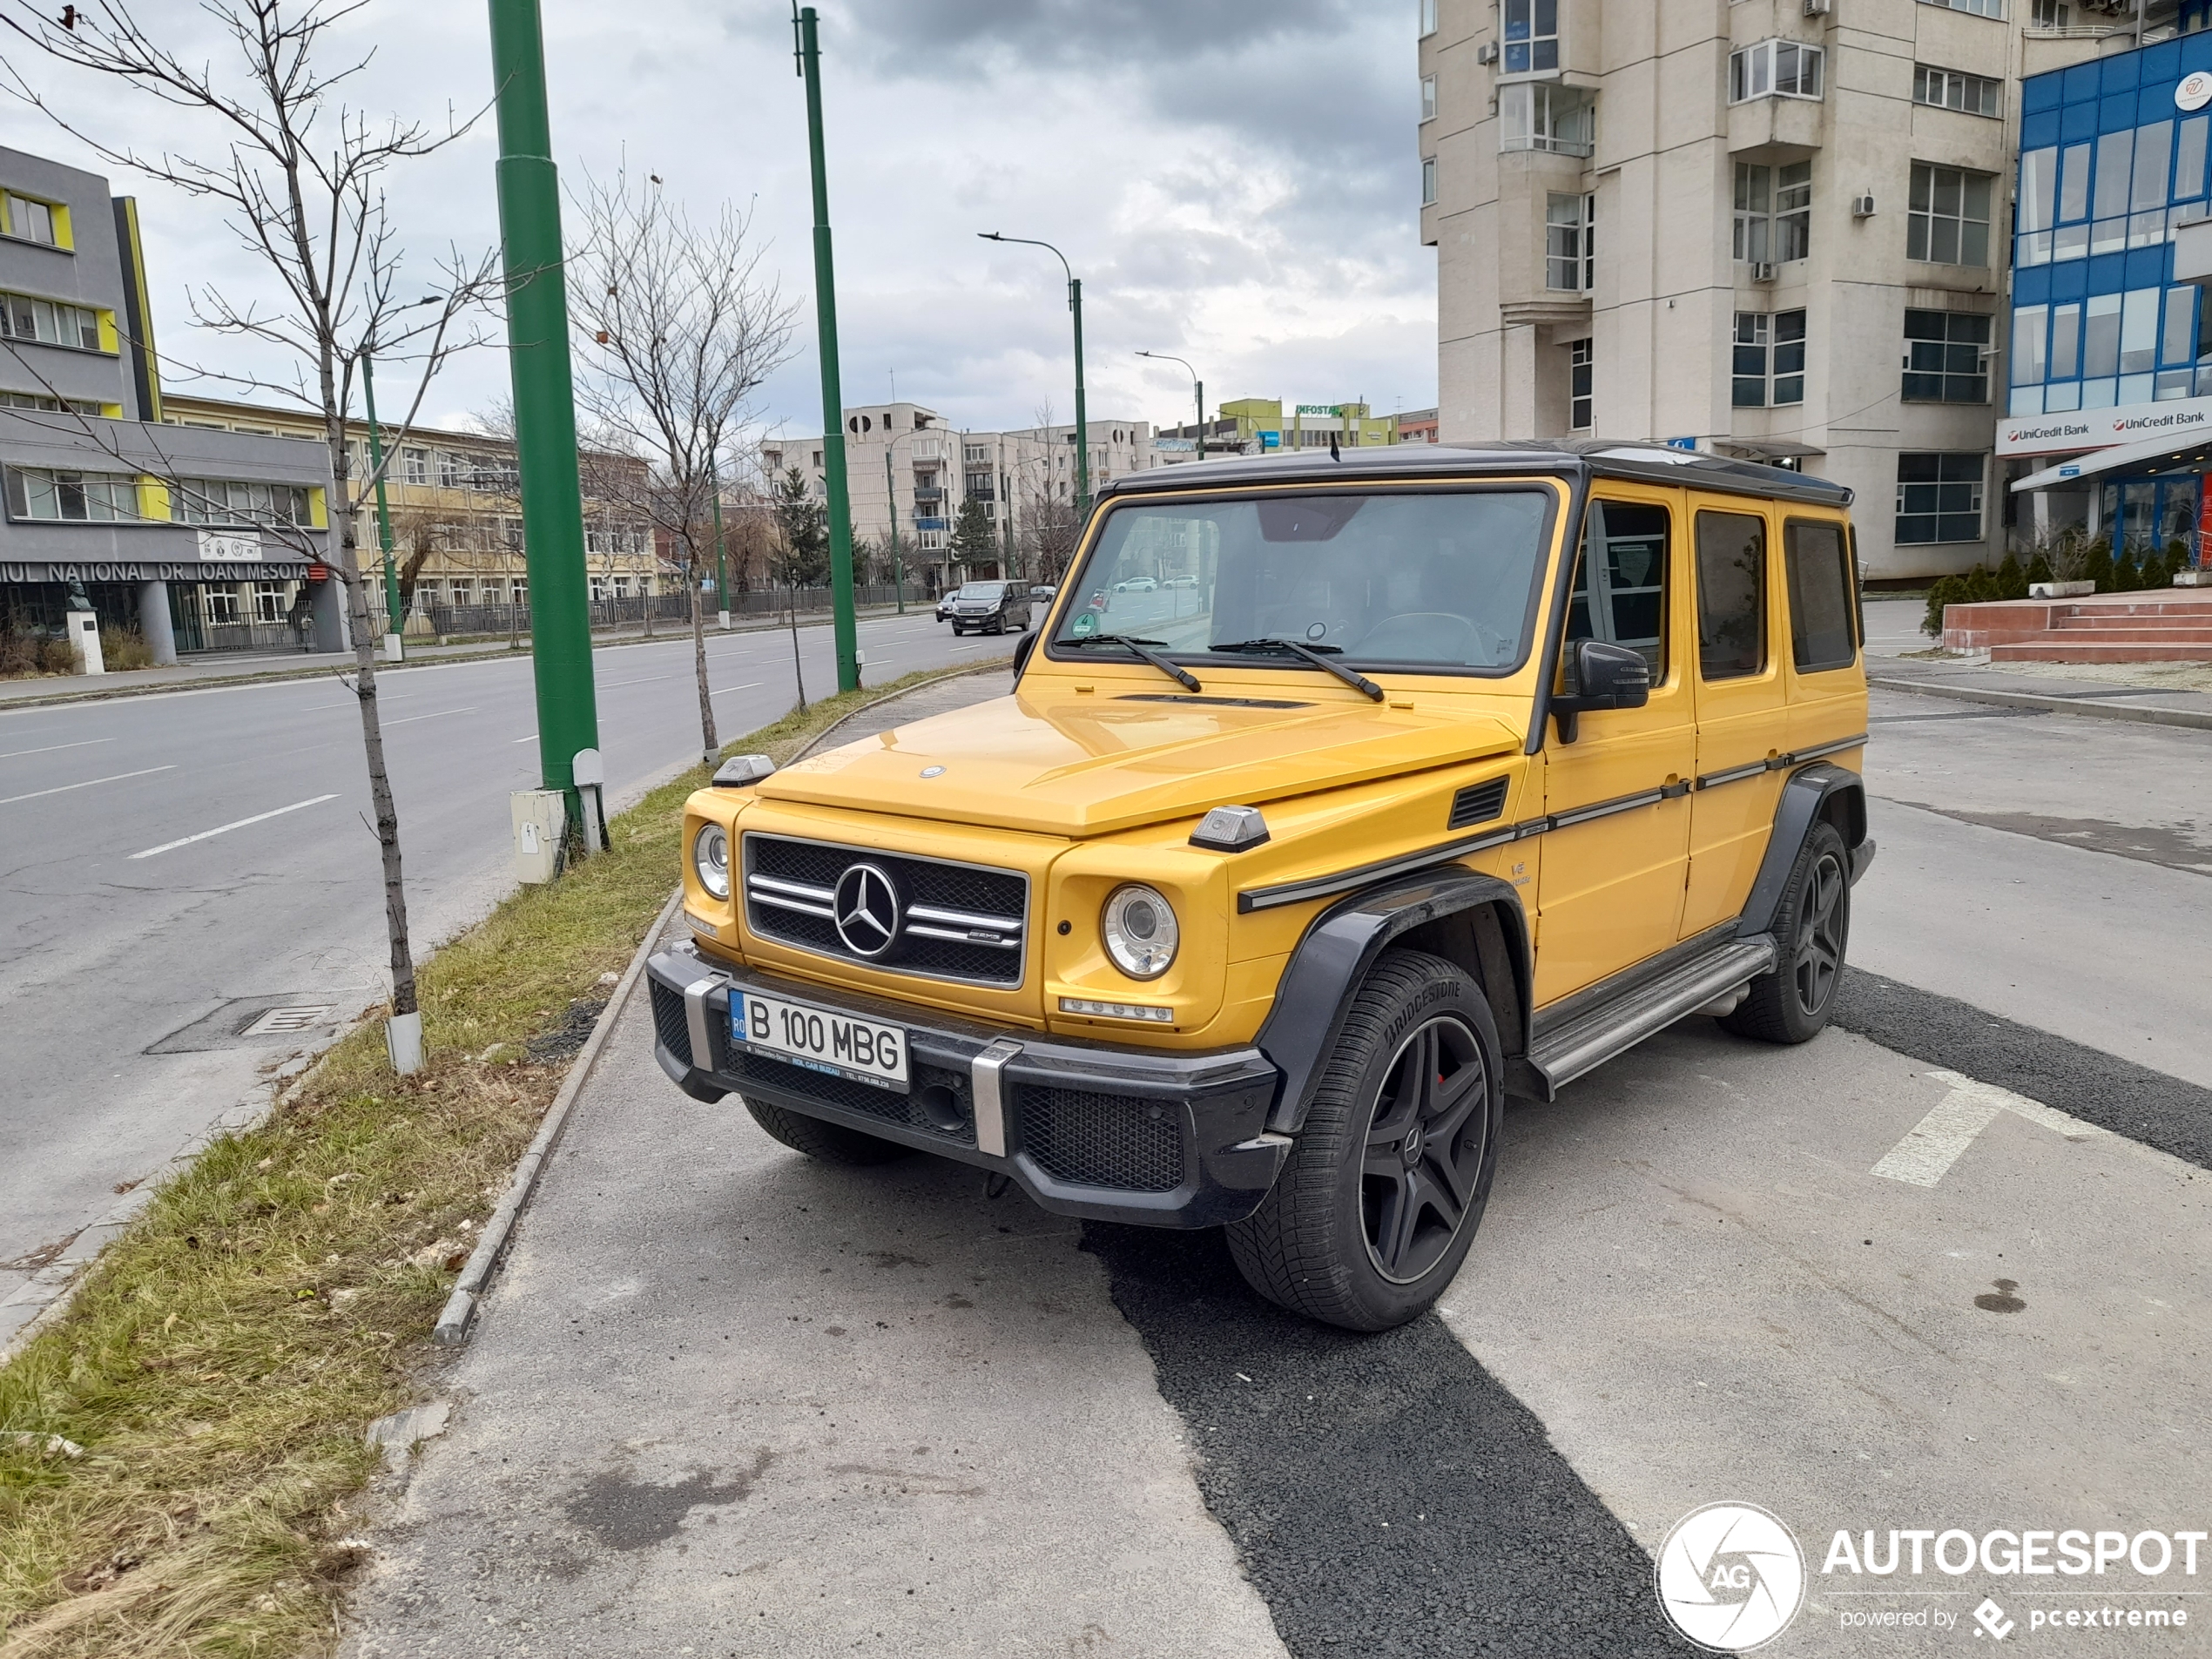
[
  {"xmin": 0, "ymin": 624, "xmax": 37, "ymax": 678},
  {"xmin": 2080, "ymin": 536, "xmax": 2114, "ymax": 594},
  {"xmin": 2112, "ymin": 543, "xmax": 2142, "ymax": 592},
  {"xmin": 2025, "ymin": 550, "xmax": 2054, "ymax": 588},
  {"xmin": 37, "ymin": 635, "xmax": 77, "ymax": 673},
  {"xmin": 1964, "ymin": 564, "xmax": 2000, "ymax": 604},
  {"xmin": 1995, "ymin": 550, "xmax": 2027, "ymax": 600},
  {"xmin": 100, "ymin": 623, "xmax": 155, "ymax": 671},
  {"xmin": 1921, "ymin": 572, "xmax": 1965, "ymax": 637}
]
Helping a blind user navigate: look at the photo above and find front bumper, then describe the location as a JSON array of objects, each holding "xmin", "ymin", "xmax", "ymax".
[{"xmin": 644, "ymin": 947, "xmax": 1289, "ymax": 1229}]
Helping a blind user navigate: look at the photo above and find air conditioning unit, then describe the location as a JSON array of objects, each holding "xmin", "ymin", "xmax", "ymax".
[
  {"xmin": 1804, "ymin": 0, "xmax": 1831, "ymax": 13},
  {"xmin": 1476, "ymin": 40, "xmax": 1500, "ymax": 64},
  {"xmin": 1852, "ymin": 192, "xmax": 1877, "ymax": 218},
  {"xmin": 1751, "ymin": 261, "xmax": 1778, "ymax": 282}
]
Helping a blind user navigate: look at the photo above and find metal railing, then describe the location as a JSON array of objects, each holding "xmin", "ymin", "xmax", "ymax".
[{"xmin": 361, "ymin": 583, "xmax": 912, "ymax": 641}]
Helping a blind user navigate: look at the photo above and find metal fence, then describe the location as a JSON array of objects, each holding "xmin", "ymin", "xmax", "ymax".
[
  {"xmin": 365, "ymin": 583, "xmax": 912, "ymax": 640},
  {"xmin": 181, "ymin": 620, "xmax": 317, "ymax": 655}
]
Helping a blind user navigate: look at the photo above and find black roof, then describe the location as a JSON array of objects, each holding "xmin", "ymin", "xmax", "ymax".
[{"xmin": 1102, "ymin": 438, "xmax": 1854, "ymax": 509}]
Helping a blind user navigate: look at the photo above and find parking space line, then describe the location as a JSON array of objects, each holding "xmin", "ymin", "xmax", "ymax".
[
  {"xmin": 128, "ymin": 793, "xmax": 341, "ymax": 860},
  {"xmin": 0, "ymin": 738, "xmax": 112, "ymax": 760},
  {"xmin": 1, "ymin": 765, "xmax": 175, "ymax": 806},
  {"xmin": 1871, "ymin": 1069, "xmax": 2098, "ymax": 1187}
]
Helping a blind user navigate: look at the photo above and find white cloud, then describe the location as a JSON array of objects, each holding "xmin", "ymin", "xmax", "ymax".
[{"xmin": 4, "ymin": 0, "xmax": 1433, "ymax": 438}]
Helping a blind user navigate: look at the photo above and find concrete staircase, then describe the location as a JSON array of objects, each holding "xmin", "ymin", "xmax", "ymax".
[{"xmin": 1941, "ymin": 590, "xmax": 2212, "ymax": 662}]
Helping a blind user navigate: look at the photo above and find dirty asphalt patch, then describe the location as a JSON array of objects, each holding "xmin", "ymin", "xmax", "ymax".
[
  {"xmin": 1082, "ymin": 1222, "xmax": 1691, "ymax": 1658},
  {"xmin": 1832, "ymin": 966, "xmax": 2212, "ymax": 1172}
]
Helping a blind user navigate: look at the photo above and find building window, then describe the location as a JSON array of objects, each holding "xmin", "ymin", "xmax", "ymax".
[
  {"xmin": 1906, "ymin": 163, "xmax": 1993, "ymax": 266},
  {"xmin": 963, "ymin": 443, "xmax": 990, "ymax": 466},
  {"xmin": 1568, "ymin": 338, "xmax": 1594, "ymax": 429},
  {"xmin": 1502, "ymin": 0, "xmax": 1557, "ymax": 73},
  {"xmin": 1421, "ymin": 75, "xmax": 1437, "ymax": 122},
  {"xmin": 438, "ymin": 450, "xmax": 466, "ymax": 489},
  {"xmin": 2, "ymin": 192, "xmax": 57, "ymax": 246},
  {"xmin": 1420, "ymin": 0, "xmax": 1437, "ymax": 37},
  {"xmin": 175, "ymin": 478, "xmax": 310, "ymax": 525},
  {"xmin": 2031, "ymin": 0, "xmax": 2068, "ymax": 22},
  {"xmin": 1500, "ymin": 83, "xmax": 1595, "ymax": 156},
  {"xmin": 1913, "ymin": 64, "xmax": 2000, "ymax": 118},
  {"xmin": 1732, "ymin": 310, "xmax": 1807, "ymax": 407},
  {"xmin": 1733, "ymin": 163, "xmax": 1811, "ymax": 264},
  {"xmin": 204, "ymin": 586, "xmax": 242, "ymax": 625},
  {"xmin": 0, "ymin": 389, "xmax": 101, "ymax": 415},
  {"xmin": 254, "ymin": 581, "xmax": 290, "ymax": 623},
  {"xmin": 3, "ymin": 467, "xmax": 138, "ymax": 522},
  {"xmin": 1729, "ymin": 39, "xmax": 1824, "ymax": 104},
  {"xmin": 400, "ymin": 446, "xmax": 428, "ymax": 484},
  {"xmin": 1895, "ymin": 453, "xmax": 1985, "ymax": 544},
  {"xmin": 1902, "ymin": 310, "xmax": 1991, "ymax": 403},
  {"xmin": 1421, "ymin": 156, "xmax": 1437, "ymax": 205},
  {"xmin": 1921, "ymin": 0, "xmax": 2004, "ymax": 16},
  {"xmin": 1546, "ymin": 192, "xmax": 1595, "ymax": 292},
  {"xmin": 0, "ymin": 291, "xmax": 100, "ymax": 350}
]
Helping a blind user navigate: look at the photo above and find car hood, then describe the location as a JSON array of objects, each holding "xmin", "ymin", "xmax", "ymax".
[{"xmin": 756, "ymin": 688, "xmax": 1523, "ymax": 837}]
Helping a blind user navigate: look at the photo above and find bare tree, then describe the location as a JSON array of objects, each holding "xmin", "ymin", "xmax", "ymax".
[
  {"xmin": 0, "ymin": 0, "xmax": 499, "ymax": 1068},
  {"xmin": 570, "ymin": 166, "xmax": 794, "ymax": 766}
]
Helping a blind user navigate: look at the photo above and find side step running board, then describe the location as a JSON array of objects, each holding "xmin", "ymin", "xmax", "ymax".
[{"xmin": 1525, "ymin": 936, "xmax": 1778, "ymax": 1098}]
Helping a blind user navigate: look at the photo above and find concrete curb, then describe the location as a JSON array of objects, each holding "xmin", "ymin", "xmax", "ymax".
[
  {"xmin": 1867, "ymin": 674, "xmax": 2212, "ymax": 732},
  {"xmin": 427, "ymin": 661, "xmax": 1006, "ymax": 1347},
  {"xmin": 432, "ymin": 887, "xmax": 682, "ymax": 1346}
]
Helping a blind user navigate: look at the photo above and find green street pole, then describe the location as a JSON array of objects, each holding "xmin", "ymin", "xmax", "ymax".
[
  {"xmin": 709, "ymin": 457, "xmax": 729, "ymax": 628},
  {"xmin": 979, "ymin": 233, "xmax": 1088, "ymax": 519},
  {"xmin": 794, "ymin": 5, "xmax": 860, "ymax": 693},
  {"xmin": 885, "ymin": 442, "xmax": 904, "ymax": 613},
  {"xmin": 488, "ymin": 0, "xmax": 599, "ymax": 834},
  {"xmin": 361, "ymin": 352, "xmax": 402, "ymax": 658}
]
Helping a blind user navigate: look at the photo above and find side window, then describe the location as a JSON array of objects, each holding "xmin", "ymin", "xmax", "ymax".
[
  {"xmin": 1565, "ymin": 500, "xmax": 1669, "ymax": 682},
  {"xmin": 1784, "ymin": 519, "xmax": 1857, "ymax": 672},
  {"xmin": 1694, "ymin": 510, "xmax": 1767, "ymax": 680}
]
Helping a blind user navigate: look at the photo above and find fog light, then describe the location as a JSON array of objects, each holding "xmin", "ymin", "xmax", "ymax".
[{"xmin": 1060, "ymin": 997, "xmax": 1175, "ymax": 1023}]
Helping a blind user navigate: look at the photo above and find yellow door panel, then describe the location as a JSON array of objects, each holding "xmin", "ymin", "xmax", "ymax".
[
  {"xmin": 1534, "ymin": 486, "xmax": 1695, "ymax": 1006},
  {"xmin": 1683, "ymin": 497, "xmax": 1788, "ymax": 937}
]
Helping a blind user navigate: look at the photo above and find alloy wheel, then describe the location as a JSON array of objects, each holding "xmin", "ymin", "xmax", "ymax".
[
  {"xmin": 1359, "ymin": 1014, "xmax": 1489, "ymax": 1285},
  {"xmin": 1792, "ymin": 851, "xmax": 1846, "ymax": 1015}
]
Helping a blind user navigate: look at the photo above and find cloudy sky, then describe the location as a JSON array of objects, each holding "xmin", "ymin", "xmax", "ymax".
[{"xmin": 2, "ymin": 0, "xmax": 1433, "ymax": 445}]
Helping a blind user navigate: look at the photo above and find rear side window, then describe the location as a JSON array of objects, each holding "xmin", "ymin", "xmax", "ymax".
[
  {"xmin": 1566, "ymin": 499, "xmax": 1669, "ymax": 680},
  {"xmin": 1694, "ymin": 510, "xmax": 1767, "ymax": 680},
  {"xmin": 1784, "ymin": 520, "xmax": 1856, "ymax": 672}
]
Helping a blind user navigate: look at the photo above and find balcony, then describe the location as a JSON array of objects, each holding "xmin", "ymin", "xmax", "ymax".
[
  {"xmin": 912, "ymin": 485, "xmax": 944, "ymax": 502},
  {"xmin": 913, "ymin": 516, "xmax": 946, "ymax": 532}
]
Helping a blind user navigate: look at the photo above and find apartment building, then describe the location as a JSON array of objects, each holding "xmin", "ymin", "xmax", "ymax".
[
  {"xmin": 1154, "ymin": 398, "xmax": 1406, "ymax": 454},
  {"xmin": 161, "ymin": 394, "xmax": 658, "ymax": 625},
  {"xmin": 0, "ymin": 146, "xmax": 334, "ymax": 660},
  {"xmin": 1419, "ymin": 0, "xmax": 2161, "ymax": 579},
  {"xmin": 762, "ymin": 406, "xmax": 1158, "ymax": 591}
]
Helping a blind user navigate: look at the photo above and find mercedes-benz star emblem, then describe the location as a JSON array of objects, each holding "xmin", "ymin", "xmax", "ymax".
[{"xmin": 833, "ymin": 862, "xmax": 901, "ymax": 958}]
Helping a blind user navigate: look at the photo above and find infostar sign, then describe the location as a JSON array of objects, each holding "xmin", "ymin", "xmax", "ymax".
[{"xmin": 1998, "ymin": 393, "xmax": 2212, "ymax": 457}]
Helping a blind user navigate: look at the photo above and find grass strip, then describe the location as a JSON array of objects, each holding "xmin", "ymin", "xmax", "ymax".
[{"xmin": 0, "ymin": 665, "xmax": 983, "ymax": 1658}]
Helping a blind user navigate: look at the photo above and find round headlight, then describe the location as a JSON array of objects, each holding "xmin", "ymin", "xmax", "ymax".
[
  {"xmin": 1102, "ymin": 883, "xmax": 1178, "ymax": 980},
  {"xmin": 693, "ymin": 823, "xmax": 731, "ymax": 900}
]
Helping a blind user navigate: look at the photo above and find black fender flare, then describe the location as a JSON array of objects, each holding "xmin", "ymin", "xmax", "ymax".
[
  {"xmin": 1254, "ymin": 867, "xmax": 1531, "ymax": 1135},
  {"xmin": 1735, "ymin": 760, "xmax": 1869, "ymax": 941}
]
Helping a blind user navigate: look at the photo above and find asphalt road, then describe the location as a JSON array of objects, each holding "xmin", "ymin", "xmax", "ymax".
[
  {"xmin": 343, "ymin": 671, "xmax": 2212, "ymax": 1658},
  {"xmin": 0, "ymin": 610, "xmax": 1015, "ymax": 1307}
]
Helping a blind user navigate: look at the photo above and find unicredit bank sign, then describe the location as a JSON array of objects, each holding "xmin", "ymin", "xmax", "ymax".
[{"xmin": 1998, "ymin": 394, "xmax": 2212, "ymax": 457}]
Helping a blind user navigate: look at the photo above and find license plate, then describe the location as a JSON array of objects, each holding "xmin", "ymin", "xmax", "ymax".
[{"xmin": 730, "ymin": 989, "xmax": 909, "ymax": 1092}]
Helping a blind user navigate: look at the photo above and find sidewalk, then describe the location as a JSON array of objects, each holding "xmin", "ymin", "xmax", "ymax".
[
  {"xmin": 0, "ymin": 604, "xmax": 908, "ymax": 710},
  {"xmin": 341, "ymin": 672, "xmax": 1285, "ymax": 1659}
]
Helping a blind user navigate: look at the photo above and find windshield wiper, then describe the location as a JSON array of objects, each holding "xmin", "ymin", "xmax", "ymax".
[
  {"xmin": 1211, "ymin": 637, "xmax": 1385, "ymax": 702},
  {"xmin": 1062, "ymin": 633, "xmax": 1203, "ymax": 692}
]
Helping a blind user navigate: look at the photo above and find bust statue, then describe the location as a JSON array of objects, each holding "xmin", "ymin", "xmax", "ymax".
[{"xmin": 64, "ymin": 575, "xmax": 92, "ymax": 611}]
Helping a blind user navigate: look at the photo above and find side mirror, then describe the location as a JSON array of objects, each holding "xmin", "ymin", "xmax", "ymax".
[
  {"xmin": 1551, "ymin": 639, "xmax": 1650, "ymax": 744},
  {"xmin": 1012, "ymin": 629, "xmax": 1040, "ymax": 681}
]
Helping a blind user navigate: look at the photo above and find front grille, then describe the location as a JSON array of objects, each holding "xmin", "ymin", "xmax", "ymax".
[
  {"xmin": 651, "ymin": 978, "xmax": 693, "ymax": 1067},
  {"xmin": 1018, "ymin": 1087, "xmax": 1185, "ymax": 1193},
  {"xmin": 732, "ymin": 1049, "xmax": 977, "ymax": 1145},
  {"xmin": 1448, "ymin": 777, "xmax": 1509, "ymax": 831},
  {"xmin": 744, "ymin": 833, "xmax": 1028, "ymax": 988}
]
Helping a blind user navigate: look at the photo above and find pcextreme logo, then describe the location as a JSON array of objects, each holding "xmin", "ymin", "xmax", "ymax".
[{"xmin": 1656, "ymin": 1502, "xmax": 1808, "ymax": 1651}]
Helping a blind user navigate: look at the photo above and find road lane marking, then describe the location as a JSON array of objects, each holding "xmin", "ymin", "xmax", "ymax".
[
  {"xmin": 511, "ymin": 733, "xmax": 537, "ymax": 743},
  {"xmin": 708, "ymin": 682, "xmax": 764, "ymax": 698},
  {"xmin": 0, "ymin": 738, "xmax": 114, "ymax": 760},
  {"xmin": 129, "ymin": 793, "xmax": 341, "ymax": 860},
  {"xmin": 1871, "ymin": 1069, "xmax": 2097, "ymax": 1187},
  {"xmin": 0, "ymin": 765, "xmax": 175, "ymax": 805},
  {"xmin": 382, "ymin": 706, "xmax": 476, "ymax": 726},
  {"xmin": 599, "ymin": 674, "xmax": 678, "ymax": 688}
]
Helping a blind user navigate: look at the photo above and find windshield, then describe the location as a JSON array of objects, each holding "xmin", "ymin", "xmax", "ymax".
[
  {"xmin": 1049, "ymin": 488, "xmax": 1555, "ymax": 673},
  {"xmin": 963, "ymin": 583, "xmax": 1007, "ymax": 598}
]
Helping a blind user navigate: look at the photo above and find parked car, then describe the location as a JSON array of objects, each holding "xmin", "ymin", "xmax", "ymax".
[
  {"xmin": 944, "ymin": 580, "xmax": 1029, "ymax": 635},
  {"xmin": 1163, "ymin": 574, "xmax": 1199, "ymax": 590},
  {"xmin": 1029, "ymin": 584, "xmax": 1057, "ymax": 603},
  {"xmin": 1113, "ymin": 576, "xmax": 1158, "ymax": 592},
  {"xmin": 655, "ymin": 442, "xmax": 1872, "ymax": 1332}
]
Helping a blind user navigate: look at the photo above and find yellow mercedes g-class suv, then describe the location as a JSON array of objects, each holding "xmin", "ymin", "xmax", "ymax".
[{"xmin": 648, "ymin": 442, "xmax": 1872, "ymax": 1332}]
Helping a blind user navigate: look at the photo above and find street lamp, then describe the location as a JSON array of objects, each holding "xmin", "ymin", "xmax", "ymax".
[
  {"xmin": 978, "ymin": 232, "xmax": 1089, "ymax": 519},
  {"xmin": 1136, "ymin": 350, "xmax": 1205, "ymax": 464}
]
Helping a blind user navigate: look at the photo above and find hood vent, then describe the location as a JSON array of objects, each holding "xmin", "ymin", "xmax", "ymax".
[{"xmin": 1447, "ymin": 778, "xmax": 1508, "ymax": 830}]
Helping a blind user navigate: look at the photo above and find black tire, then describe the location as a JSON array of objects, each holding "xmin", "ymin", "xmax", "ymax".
[
  {"xmin": 742, "ymin": 1097, "xmax": 913, "ymax": 1165},
  {"xmin": 1227, "ymin": 948, "xmax": 1504, "ymax": 1332},
  {"xmin": 1723, "ymin": 819, "xmax": 1850, "ymax": 1044},
  {"xmin": 951, "ymin": 623, "xmax": 966, "ymax": 635}
]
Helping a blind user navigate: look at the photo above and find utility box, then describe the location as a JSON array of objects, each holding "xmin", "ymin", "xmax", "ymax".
[{"xmin": 510, "ymin": 790, "xmax": 567, "ymax": 885}]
